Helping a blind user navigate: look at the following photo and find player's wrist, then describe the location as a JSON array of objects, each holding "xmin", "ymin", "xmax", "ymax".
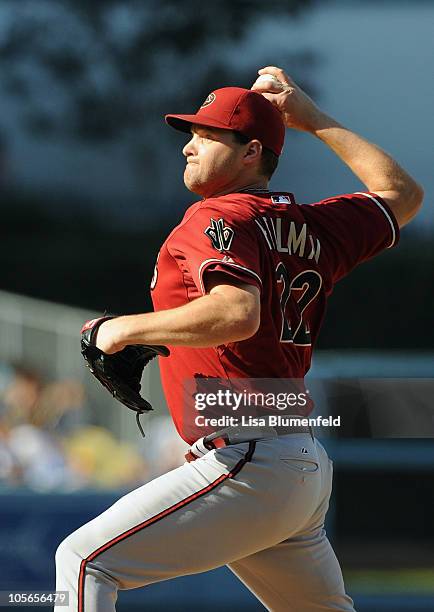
[
  {"xmin": 305, "ymin": 111, "xmax": 341, "ymax": 136},
  {"xmin": 95, "ymin": 317, "xmax": 129, "ymax": 354},
  {"xmin": 110, "ymin": 314, "xmax": 143, "ymax": 348}
]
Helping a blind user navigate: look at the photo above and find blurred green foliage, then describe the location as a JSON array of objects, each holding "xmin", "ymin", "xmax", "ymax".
[{"xmin": 0, "ymin": 0, "xmax": 314, "ymax": 153}]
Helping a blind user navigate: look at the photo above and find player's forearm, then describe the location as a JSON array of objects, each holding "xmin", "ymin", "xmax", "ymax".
[
  {"xmin": 109, "ymin": 294, "xmax": 258, "ymax": 349},
  {"xmin": 309, "ymin": 112, "xmax": 422, "ymax": 196}
]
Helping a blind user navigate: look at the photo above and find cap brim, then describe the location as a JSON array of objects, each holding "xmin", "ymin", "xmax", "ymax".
[{"xmin": 165, "ymin": 113, "xmax": 233, "ymax": 134}]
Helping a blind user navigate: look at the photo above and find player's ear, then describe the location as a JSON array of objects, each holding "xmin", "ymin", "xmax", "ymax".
[{"xmin": 243, "ymin": 140, "xmax": 262, "ymax": 166}]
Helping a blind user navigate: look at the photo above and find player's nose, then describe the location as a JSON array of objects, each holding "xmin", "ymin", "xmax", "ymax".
[{"xmin": 182, "ymin": 134, "xmax": 197, "ymax": 158}]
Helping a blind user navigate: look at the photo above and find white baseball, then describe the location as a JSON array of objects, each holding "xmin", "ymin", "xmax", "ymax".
[{"xmin": 255, "ymin": 74, "xmax": 283, "ymax": 87}]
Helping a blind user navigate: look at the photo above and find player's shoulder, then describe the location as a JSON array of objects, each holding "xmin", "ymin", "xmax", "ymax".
[
  {"xmin": 299, "ymin": 191, "xmax": 399, "ymax": 228},
  {"xmin": 301, "ymin": 191, "xmax": 388, "ymax": 209},
  {"xmin": 169, "ymin": 195, "xmax": 259, "ymax": 237},
  {"xmin": 298, "ymin": 191, "xmax": 400, "ymax": 252},
  {"xmin": 199, "ymin": 193, "xmax": 259, "ymax": 222},
  {"xmin": 162, "ymin": 196, "xmax": 253, "ymax": 247}
]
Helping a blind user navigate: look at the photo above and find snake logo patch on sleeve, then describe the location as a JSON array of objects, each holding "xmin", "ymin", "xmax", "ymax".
[{"xmin": 204, "ymin": 218, "xmax": 234, "ymax": 252}]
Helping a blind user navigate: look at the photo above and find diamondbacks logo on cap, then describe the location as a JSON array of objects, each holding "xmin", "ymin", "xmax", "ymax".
[
  {"xmin": 200, "ymin": 92, "xmax": 216, "ymax": 109},
  {"xmin": 204, "ymin": 218, "xmax": 234, "ymax": 252}
]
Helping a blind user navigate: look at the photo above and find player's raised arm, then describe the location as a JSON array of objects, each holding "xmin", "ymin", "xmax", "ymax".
[{"xmin": 251, "ymin": 66, "xmax": 424, "ymax": 227}]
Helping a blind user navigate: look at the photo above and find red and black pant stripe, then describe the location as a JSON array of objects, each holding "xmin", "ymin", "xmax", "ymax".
[{"xmin": 78, "ymin": 441, "xmax": 256, "ymax": 612}]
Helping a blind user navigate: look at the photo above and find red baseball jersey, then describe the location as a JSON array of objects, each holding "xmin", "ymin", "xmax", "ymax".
[{"xmin": 151, "ymin": 190, "xmax": 399, "ymax": 443}]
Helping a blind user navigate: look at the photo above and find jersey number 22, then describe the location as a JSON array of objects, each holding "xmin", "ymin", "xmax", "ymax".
[{"xmin": 275, "ymin": 263, "xmax": 322, "ymax": 346}]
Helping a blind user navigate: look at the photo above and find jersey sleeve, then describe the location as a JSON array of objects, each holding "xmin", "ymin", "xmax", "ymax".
[
  {"xmin": 167, "ymin": 204, "xmax": 262, "ymax": 295},
  {"xmin": 301, "ymin": 191, "xmax": 400, "ymax": 283}
]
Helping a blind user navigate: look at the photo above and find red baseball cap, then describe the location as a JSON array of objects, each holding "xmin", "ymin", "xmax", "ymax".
[{"xmin": 165, "ymin": 87, "xmax": 285, "ymax": 156}]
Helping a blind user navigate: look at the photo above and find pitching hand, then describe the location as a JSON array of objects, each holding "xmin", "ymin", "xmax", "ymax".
[{"xmin": 251, "ymin": 66, "xmax": 323, "ymax": 133}]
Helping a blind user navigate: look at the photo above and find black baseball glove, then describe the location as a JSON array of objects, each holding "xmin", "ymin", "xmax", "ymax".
[{"xmin": 81, "ymin": 316, "xmax": 170, "ymax": 436}]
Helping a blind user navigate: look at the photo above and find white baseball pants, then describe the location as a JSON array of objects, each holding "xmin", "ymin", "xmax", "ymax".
[{"xmin": 55, "ymin": 434, "xmax": 355, "ymax": 611}]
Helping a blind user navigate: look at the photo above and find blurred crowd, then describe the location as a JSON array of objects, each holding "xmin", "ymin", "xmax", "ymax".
[{"xmin": 0, "ymin": 361, "xmax": 188, "ymax": 492}]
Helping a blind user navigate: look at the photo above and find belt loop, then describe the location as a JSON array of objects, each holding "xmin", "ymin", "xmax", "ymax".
[
  {"xmin": 185, "ymin": 436, "xmax": 212, "ymax": 462},
  {"xmin": 185, "ymin": 450, "xmax": 199, "ymax": 463}
]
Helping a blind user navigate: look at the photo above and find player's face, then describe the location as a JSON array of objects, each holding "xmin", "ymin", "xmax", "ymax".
[{"xmin": 182, "ymin": 125, "xmax": 248, "ymax": 197}]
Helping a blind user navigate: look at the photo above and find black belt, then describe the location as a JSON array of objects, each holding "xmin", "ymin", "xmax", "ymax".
[{"xmin": 185, "ymin": 424, "xmax": 314, "ymax": 462}]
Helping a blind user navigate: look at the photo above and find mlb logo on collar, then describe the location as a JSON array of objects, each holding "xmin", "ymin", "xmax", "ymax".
[{"xmin": 271, "ymin": 194, "xmax": 293, "ymax": 205}]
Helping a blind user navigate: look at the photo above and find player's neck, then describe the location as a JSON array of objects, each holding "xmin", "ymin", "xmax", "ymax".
[{"xmin": 208, "ymin": 179, "xmax": 269, "ymax": 198}]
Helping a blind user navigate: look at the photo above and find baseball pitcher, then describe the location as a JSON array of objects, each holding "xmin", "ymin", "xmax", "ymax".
[{"xmin": 55, "ymin": 66, "xmax": 423, "ymax": 611}]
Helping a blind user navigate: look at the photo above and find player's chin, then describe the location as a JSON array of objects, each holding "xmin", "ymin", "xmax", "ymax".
[{"xmin": 183, "ymin": 169, "xmax": 205, "ymax": 195}]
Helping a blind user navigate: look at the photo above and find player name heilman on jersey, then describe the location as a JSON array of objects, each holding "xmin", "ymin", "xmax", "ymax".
[{"xmin": 255, "ymin": 214, "xmax": 321, "ymax": 262}]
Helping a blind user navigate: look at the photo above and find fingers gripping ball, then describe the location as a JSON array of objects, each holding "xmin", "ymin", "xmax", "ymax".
[
  {"xmin": 80, "ymin": 316, "xmax": 170, "ymax": 436},
  {"xmin": 254, "ymin": 74, "xmax": 284, "ymax": 88}
]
